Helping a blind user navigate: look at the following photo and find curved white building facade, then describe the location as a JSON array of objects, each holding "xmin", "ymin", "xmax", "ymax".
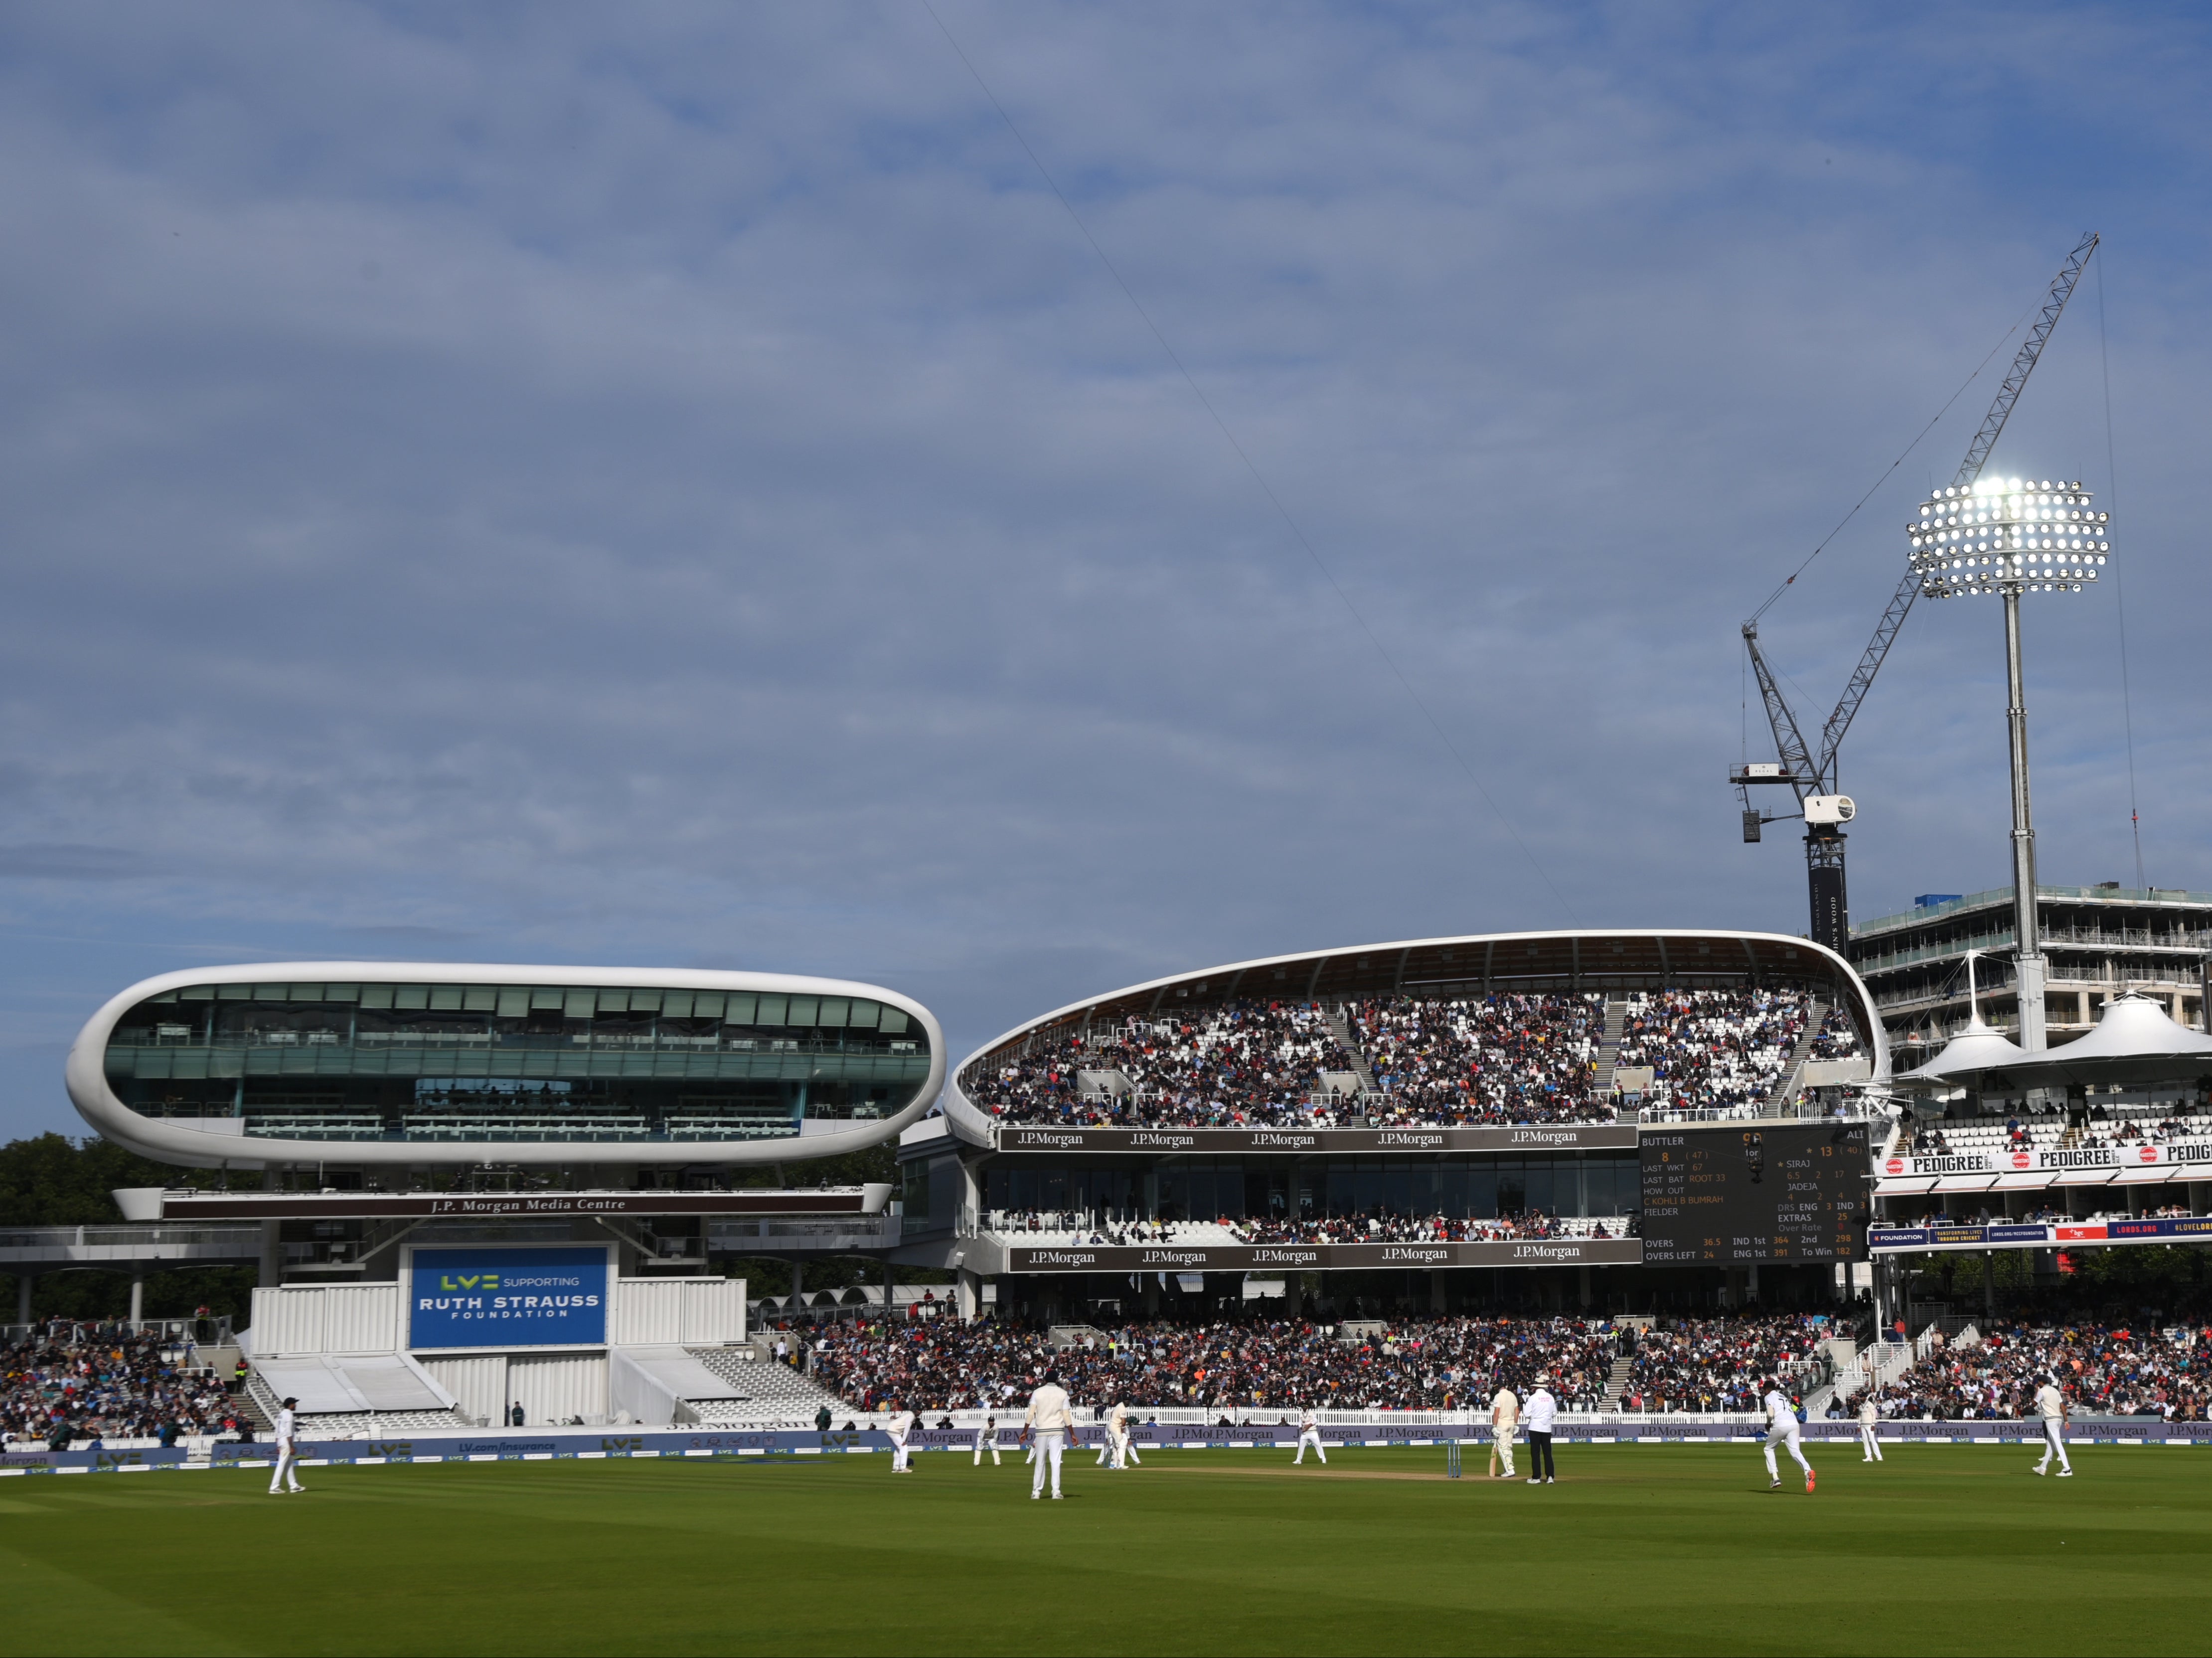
[{"xmin": 67, "ymin": 962, "xmax": 945, "ymax": 1169}]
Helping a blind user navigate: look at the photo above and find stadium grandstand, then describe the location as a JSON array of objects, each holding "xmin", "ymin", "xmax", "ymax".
[
  {"xmin": 808, "ymin": 1313, "xmax": 1622, "ymax": 1415},
  {"xmin": 37, "ymin": 935, "xmax": 2212, "ymax": 1460},
  {"xmin": 1865, "ymin": 1321, "xmax": 2212, "ymax": 1421},
  {"xmin": 960, "ymin": 974, "xmax": 1850, "ymax": 1132},
  {"xmin": 1, "ymin": 1324, "xmax": 253, "ymax": 1450}
]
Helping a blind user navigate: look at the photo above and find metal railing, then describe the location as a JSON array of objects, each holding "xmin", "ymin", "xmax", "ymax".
[
  {"xmin": 1856, "ymin": 884, "xmax": 2212, "ymax": 938},
  {"xmin": 1, "ymin": 1316, "xmax": 231, "ymax": 1344}
]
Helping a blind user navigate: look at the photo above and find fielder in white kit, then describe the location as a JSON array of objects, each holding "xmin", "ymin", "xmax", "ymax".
[
  {"xmin": 1024, "ymin": 1372, "xmax": 1075, "ymax": 1499},
  {"xmin": 1293, "ymin": 1406, "xmax": 1326, "ymax": 1465},
  {"xmin": 267, "ymin": 1396, "xmax": 305, "ymax": 1495},
  {"xmin": 975, "ymin": 1413, "xmax": 1001, "ymax": 1466},
  {"xmin": 2032, "ymin": 1376, "xmax": 2074, "ymax": 1477},
  {"xmin": 1761, "ymin": 1382, "xmax": 1814, "ymax": 1493},
  {"xmin": 1857, "ymin": 1393, "xmax": 1884, "ymax": 1463},
  {"xmin": 886, "ymin": 1405, "xmax": 914, "ymax": 1473}
]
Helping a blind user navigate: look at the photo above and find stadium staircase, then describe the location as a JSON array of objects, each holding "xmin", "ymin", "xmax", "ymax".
[
  {"xmin": 231, "ymin": 1376, "xmax": 273, "ymax": 1434},
  {"xmin": 1594, "ymin": 1000, "xmax": 1627, "ymax": 1096},
  {"xmin": 1326, "ymin": 1006, "xmax": 1377, "ymax": 1093},
  {"xmin": 1762, "ymin": 997, "xmax": 1822, "ymax": 1116},
  {"xmin": 1600, "ymin": 1354, "xmax": 1634, "ymax": 1410}
]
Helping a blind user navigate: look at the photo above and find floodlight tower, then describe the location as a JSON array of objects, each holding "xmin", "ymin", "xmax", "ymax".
[
  {"xmin": 1905, "ymin": 476, "xmax": 2112, "ymax": 1051},
  {"xmin": 1734, "ymin": 232, "xmax": 2100, "ymax": 961}
]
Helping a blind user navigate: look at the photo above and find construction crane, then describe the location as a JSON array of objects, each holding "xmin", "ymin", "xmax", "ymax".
[{"xmin": 1734, "ymin": 232, "xmax": 2101, "ymax": 953}]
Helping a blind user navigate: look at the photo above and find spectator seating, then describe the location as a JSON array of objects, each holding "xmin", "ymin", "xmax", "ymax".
[
  {"xmin": 1616, "ymin": 987, "xmax": 1808, "ymax": 1114},
  {"xmin": 1807, "ymin": 1005, "xmax": 1862, "ymax": 1062},
  {"xmin": 0, "ymin": 1327, "xmax": 242, "ymax": 1448},
  {"xmin": 1231, "ymin": 1211, "xmax": 1634, "ymax": 1244},
  {"xmin": 1350, "ymin": 993, "xmax": 1608, "ymax": 1125},
  {"xmin": 1875, "ymin": 1322, "xmax": 2212, "ymax": 1421},
  {"xmin": 1616, "ymin": 1314, "xmax": 1832, "ymax": 1414},
  {"xmin": 684, "ymin": 1348, "xmax": 845, "ymax": 1420},
  {"xmin": 808, "ymin": 1314, "xmax": 1618, "ymax": 1415},
  {"xmin": 981, "ymin": 1212, "xmax": 1242, "ymax": 1246},
  {"xmin": 967, "ymin": 1001, "xmax": 1358, "ymax": 1129}
]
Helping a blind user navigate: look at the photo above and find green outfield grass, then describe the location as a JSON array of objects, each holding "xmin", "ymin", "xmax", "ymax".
[{"xmin": 2, "ymin": 1445, "xmax": 2208, "ymax": 1656}]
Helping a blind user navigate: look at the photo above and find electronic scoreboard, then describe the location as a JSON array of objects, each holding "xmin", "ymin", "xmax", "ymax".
[{"xmin": 1638, "ymin": 1122, "xmax": 1870, "ymax": 1265}]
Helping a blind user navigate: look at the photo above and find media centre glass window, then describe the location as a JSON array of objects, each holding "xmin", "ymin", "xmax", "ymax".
[{"xmin": 104, "ymin": 980, "xmax": 930, "ymax": 1144}]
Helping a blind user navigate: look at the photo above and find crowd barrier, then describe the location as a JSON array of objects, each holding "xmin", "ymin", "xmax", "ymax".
[{"xmin": 5, "ymin": 1415, "xmax": 2208, "ymax": 1475}]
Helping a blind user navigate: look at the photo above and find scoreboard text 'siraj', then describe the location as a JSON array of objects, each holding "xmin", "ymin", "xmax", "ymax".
[{"xmin": 1638, "ymin": 1124, "xmax": 1869, "ymax": 1266}]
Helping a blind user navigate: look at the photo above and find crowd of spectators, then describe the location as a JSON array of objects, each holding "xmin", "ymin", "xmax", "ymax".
[
  {"xmin": 1874, "ymin": 1323, "xmax": 2212, "ymax": 1420},
  {"xmin": 2077, "ymin": 1113, "xmax": 2211, "ymax": 1150},
  {"xmin": 1615, "ymin": 987, "xmax": 1809, "ymax": 1114},
  {"xmin": 983, "ymin": 1210, "xmax": 1220, "ymax": 1243},
  {"xmin": 0, "ymin": 1327, "xmax": 244, "ymax": 1449},
  {"xmin": 1350, "ymin": 993, "xmax": 1608, "ymax": 1125},
  {"xmin": 809, "ymin": 1314, "xmax": 1618, "ymax": 1414},
  {"xmin": 1617, "ymin": 1314, "xmax": 1831, "ymax": 1414},
  {"xmin": 967, "ymin": 983, "xmax": 1858, "ymax": 1129},
  {"xmin": 1807, "ymin": 1005, "xmax": 1863, "ymax": 1062},
  {"xmin": 965, "ymin": 1002, "xmax": 1358, "ymax": 1129},
  {"xmin": 1230, "ymin": 1209, "xmax": 1631, "ymax": 1244}
]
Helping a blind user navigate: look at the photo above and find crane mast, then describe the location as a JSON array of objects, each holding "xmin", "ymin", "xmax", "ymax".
[{"xmin": 1736, "ymin": 233, "xmax": 2100, "ymax": 954}]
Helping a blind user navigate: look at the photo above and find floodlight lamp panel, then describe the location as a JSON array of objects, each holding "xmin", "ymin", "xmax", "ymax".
[{"xmin": 1908, "ymin": 476, "xmax": 2107, "ymax": 599}]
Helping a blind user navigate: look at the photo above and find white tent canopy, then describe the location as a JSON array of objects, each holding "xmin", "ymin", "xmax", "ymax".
[
  {"xmin": 1896, "ymin": 1018, "xmax": 2027, "ymax": 1087},
  {"xmin": 1918, "ymin": 994, "xmax": 2212, "ymax": 1092}
]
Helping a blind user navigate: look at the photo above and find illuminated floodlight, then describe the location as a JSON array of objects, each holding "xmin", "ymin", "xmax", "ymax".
[{"xmin": 1906, "ymin": 477, "xmax": 2110, "ymax": 598}]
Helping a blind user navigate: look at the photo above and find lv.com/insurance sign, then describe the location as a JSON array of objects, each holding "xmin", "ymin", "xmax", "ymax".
[{"xmin": 409, "ymin": 1246, "xmax": 609, "ymax": 1348}]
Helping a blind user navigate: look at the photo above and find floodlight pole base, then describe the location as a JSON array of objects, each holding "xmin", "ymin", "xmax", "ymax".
[{"xmin": 2003, "ymin": 586, "xmax": 2048, "ymax": 1054}]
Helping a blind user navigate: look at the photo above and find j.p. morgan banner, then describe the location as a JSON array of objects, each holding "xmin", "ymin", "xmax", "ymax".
[
  {"xmin": 1879, "ymin": 1140, "xmax": 2212, "ymax": 1186},
  {"xmin": 1001, "ymin": 1238, "xmax": 1643, "ymax": 1274},
  {"xmin": 995, "ymin": 1124, "xmax": 1640, "ymax": 1155},
  {"xmin": 1868, "ymin": 1215, "xmax": 2212, "ymax": 1254},
  {"xmin": 408, "ymin": 1245, "xmax": 609, "ymax": 1348}
]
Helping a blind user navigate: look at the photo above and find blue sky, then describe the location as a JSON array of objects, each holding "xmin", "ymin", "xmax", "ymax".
[{"xmin": 1, "ymin": 2, "xmax": 2206, "ymax": 1139}]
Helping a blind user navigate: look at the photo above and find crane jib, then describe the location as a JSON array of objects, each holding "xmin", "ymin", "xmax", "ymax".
[{"xmin": 1736, "ymin": 233, "xmax": 2100, "ymax": 951}]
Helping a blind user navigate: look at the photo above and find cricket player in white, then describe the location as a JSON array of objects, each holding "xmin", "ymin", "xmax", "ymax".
[
  {"xmin": 1109, "ymin": 1400, "xmax": 1138, "ymax": 1469},
  {"xmin": 1489, "ymin": 1384, "xmax": 1519, "ymax": 1480},
  {"xmin": 1293, "ymin": 1406, "xmax": 1326, "ymax": 1465},
  {"xmin": 1857, "ymin": 1394, "xmax": 1883, "ymax": 1463},
  {"xmin": 887, "ymin": 1405, "xmax": 913, "ymax": 1473},
  {"xmin": 1094, "ymin": 1403, "xmax": 1114, "ymax": 1466},
  {"xmin": 268, "ymin": 1396, "xmax": 305, "ymax": 1495},
  {"xmin": 1024, "ymin": 1372, "xmax": 1075, "ymax": 1499},
  {"xmin": 975, "ymin": 1413, "xmax": 1000, "ymax": 1467},
  {"xmin": 2032, "ymin": 1376, "xmax": 2073, "ymax": 1477},
  {"xmin": 1761, "ymin": 1382, "xmax": 1814, "ymax": 1493}
]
